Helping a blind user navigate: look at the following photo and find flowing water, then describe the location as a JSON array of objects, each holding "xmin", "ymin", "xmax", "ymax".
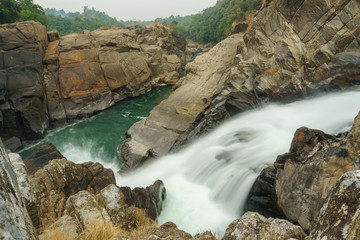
[{"xmin": 20, "ymin": 88, "xmax": 360, "ymax": 236}]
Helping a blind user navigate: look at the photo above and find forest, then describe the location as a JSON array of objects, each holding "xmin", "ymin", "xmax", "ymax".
[{"xmin": 0, "ymin": 0, "xmax": 262, "ymax": 43}]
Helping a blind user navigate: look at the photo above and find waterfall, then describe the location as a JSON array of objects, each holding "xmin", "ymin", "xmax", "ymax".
[{"xmin": 115, "ymin": 89, "xmax": 360, "ymax": 236}]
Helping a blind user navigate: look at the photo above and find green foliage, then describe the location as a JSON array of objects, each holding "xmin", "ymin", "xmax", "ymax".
[
  {"xmin": 186, "ymin": 0, "xmax": 262, "ymax": 43},
  {"xmin": 155, "ymin": 0, "xmax": 261, "ymax": 43},
  {"xmin": 45, "ymin": 6, "xmax": 125, "ymax": 36},
  {"xmin": 0, "ymin": 0, "xmax": 47, "ymax": 25}
]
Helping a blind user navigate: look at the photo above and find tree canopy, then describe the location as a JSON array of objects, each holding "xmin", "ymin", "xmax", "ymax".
[{"xmin": 0, "ymin": 0, "xmax": 47, "ymax": 25}]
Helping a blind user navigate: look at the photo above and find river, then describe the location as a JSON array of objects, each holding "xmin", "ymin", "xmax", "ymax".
[{"xmin": 20, "ymin": 88, "xmax": 360, "ymax": 236}]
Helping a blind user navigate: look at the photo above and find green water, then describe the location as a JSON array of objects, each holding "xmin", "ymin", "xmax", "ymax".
[{"xmin": 19, "ymin": 86, "xmax": 172, "ymax": 168}]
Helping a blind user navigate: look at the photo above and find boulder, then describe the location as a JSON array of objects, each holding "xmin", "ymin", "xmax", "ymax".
[
  {"xmin": 24, "ymin": 142, "xmax": 64, "ymax": 175},
  {"xmin": 28, "ymin": 158, "xmax": 116, "ymax": 229},
  {"xmin": 0, "ymin": 21, "xmax": 48, "ymax": 141},
  {"xmin": 308, "ymin": 170, "xmax": 360, "ymax": 240},
  {"xmin": 244, "ymin": 166, "xmax": 284, "ymax": 219},
  {"xmin": 274, "ymin": 112, "xmax": 360, "ymax": 231},
  {"xmin": 2, "ymin": 136, "xmax": 23, "ymax": 152},
  {"xmin": 0, "ymin": 140, "xmax": 37, "ymax": 239},
  {"xmin": 222, "ymin": 211, "xmax": 306, "ymax": 240},
  {"xmin": 120, "ymin": 34, "xmax": 243, "ymax": 170},
  {"xmin": 119, "ymin": 179, "xmax": 166, "ymax": 221}
]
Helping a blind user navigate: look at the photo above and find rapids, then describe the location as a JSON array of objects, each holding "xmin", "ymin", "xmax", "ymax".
[{"xmin": 20, "ymin": 88, "xmax": 360, "ymax": 236}]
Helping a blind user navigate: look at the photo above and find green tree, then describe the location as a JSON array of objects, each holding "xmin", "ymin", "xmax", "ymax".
[{"xmin": 0, "ymin": 0, "xmax": 20, "ymax": 24}]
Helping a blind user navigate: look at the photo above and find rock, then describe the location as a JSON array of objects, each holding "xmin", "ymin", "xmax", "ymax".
[
  {"xmin": 28, "ymin": 157, "xmax": 116, "ymax": 229},
  {"xmin": 0, "ymin": 21, "xmax": 49, "ymax": 141},
  {"xmin": 119, "ymin": 180, "xmax": 166, "ymax": 221},
  {"xmin": 120, "ymin": 34, "xmax": 243, "ymax": 170},
  {"xmin": 40, "ymin": 215, "xmax": 81, "ymax": 240},
  {"xmin": 244, "ymin": 166, "xmax": 285, "ymax": 218},
  {"xmin": 98, "ymin": 184, "xmax": 131, "ymax": 229},
  {"xmin": 8, "ymin": 152, "xmax": 40, "ymax": 231},
  {"xmin": 43, "ymin": 25, "xmax": 186, "ymax": 125},
  {"xmin": 47, "ymin": 30, "xmax": 60, "ymax": 42},
  {"xmin": 24, "ymin": 142, "xmax": 64, "ymax": 175},
  {"xmin": 222, "ymin": 211, "xmax": 306, "ymax": 240},
  {"xmin": 274, "ymin": 114, "xmax": 360, "ymax": 231},
  {"xmin": 0, "ymin": 140, "xmax": 37, "ymax": 239},
  {"xmin": 308, "ymin": 170, "xmax": 360, "ymax": 240},
  {"xmin": 120, "ymin": 0, "xmax": 360, "ymax": 169},
  {"xmin": 2, "ymin": 136, "xmax": 23, "ymax": 152},
  {"xmin": 65, "ymin": 190, "xmax": 105, "ymax": 228},
  {"xmin": 192, "ymin": 231, "xmax": 218, "ymax": 240},
  {"xmin": 142, "ymin": 222, "xmax": 193, "ymax": 240}
]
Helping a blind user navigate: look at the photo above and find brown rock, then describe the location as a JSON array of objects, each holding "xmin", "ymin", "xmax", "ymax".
[{"xmin": 222, "ymin": 211, "xmax": 306, "ymax": 240}]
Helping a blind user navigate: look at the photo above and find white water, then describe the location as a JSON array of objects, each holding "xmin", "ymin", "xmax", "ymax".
[{"xmin": 62, "ymin": 90, "xmax": 360, "ymax": 236}]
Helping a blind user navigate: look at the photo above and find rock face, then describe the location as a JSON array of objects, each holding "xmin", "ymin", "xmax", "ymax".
[
  {"xmin": 0, "ymin": 21, "xmax": 186, "ymax": 142},
  {"xmin": 0, "ymin": 21, "xmax": 49, "ymax": 140},
  {"xmin": 43, "ymin": 25, "xmax": 185, "ymax": 125},
  {"xmin": 120, "ymin": 0, "xmax": 360, "ymax": 168},
  {"xmin": 119, "ymin": 179, "xmax": 166, "ymax": 221},
  {"xmin": 309, "ymin": 170, "xmax": 360, "ymax": 240},
  {"xmin": 0, "ymin": 140, "xmax": 37, "ymax": 239},
  {"xmin": 274, "ymin": 112, "xmax": 360, "ymax": 231},
  {"xmin": 28, "ymin": 157, "xmax": 116, "ymax": 229},
  {"xmin": 119, "ymin": 33, "xmax": 243, "ymax": 170},
  {"xmin": 222, "ymin": 211, "xmax": 306, "ymax": 240}
]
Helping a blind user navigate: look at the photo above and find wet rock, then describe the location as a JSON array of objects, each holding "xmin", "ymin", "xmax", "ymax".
[
  {"xmin": 308, "ymin": 170, "xmax": 360, "ymax": 240},
  {"xmin": 2, "ymin": 136, "xmax": 23, "ymax": 152},
  {"xmin": 0, "ymin": 140, "xmax": 37, "ymax": 239},
  {"xmin": 119, "ymin": 180, "xmax": 166, "ymax": 221},
  {"xmin": 222, "ymin": 211, "xmax": 306, "ymax": 240},
  {"xmin": 24, "ymin": 142, "xmax": 64, "ymax": 175},
  {"xmin": 245, "ymin": 166, "xmax": 285, "ymax": 219},
  {"xmin": 274, "ymin": 113, "xmax": 360, "ymax": 231}
]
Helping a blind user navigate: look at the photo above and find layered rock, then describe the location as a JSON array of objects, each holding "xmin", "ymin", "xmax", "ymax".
[
  {"xmin": 119, "ymin": 33, "xmax": 243, "ymax": 170},
  {"xmin": 0, "ymin": 140, "xmax": 37, "ymax": 239},
  {"xmin": 309, "ymin": 170, "xmax": 360, "ymax": 240},
  {"xmin": 120, "ymin": 0, "xmax": 360, "ymax": 167},
  {"xmin": 0, "ymin": 21, "xmax": 48, "ymax": 140},
  {"xmin": 0, "ymin": 21, "xmax": 186, "ymax": 142},
  {"xmin": 222, "ymin": 211, "xmax": 306, "ymax": 240},
  {"xmin": 43, "ymin": 25, "xmax": 186, "ymax": 125}
]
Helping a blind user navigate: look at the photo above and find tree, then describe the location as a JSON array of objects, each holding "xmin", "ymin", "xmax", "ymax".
[{"xmin": 0, "ymin": 0, "xmax": 20, "ymax": 24}]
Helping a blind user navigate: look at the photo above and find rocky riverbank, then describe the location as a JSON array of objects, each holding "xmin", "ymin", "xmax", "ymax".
[
  {"xmin": 1, "ymin": 111, "xmax": 360, "ymax": 239},
  {"xmin": 120, "ymin": 0, "xmax": 360, "ymax": 169},
  {"xmin": 0, "ymin": 21, "xmax": 186, "ymax": 147}
]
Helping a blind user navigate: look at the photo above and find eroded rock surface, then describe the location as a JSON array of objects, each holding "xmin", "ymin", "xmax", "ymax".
[
  {"xmin": 0, "ymin": 21, "xmax": 48, "ymax": 140},
  {"xmin": 309, "ymin": 170, "xmax": 360, "ymax": 240},
  {"xmin": 43, "ymin": 25, "xmax": 186, "ymax": 125},
  {"xmin": 222, "ymin": 211, "xmax": 306, "ymax": 240},
  {"xmin": 120, "ymin": 0, "xmax": 360, "ymax": 168},
  {"xmin": 0, "ymin": 140, "xmax": 37, "ymax": 239},
  {"xmin": 274, "ymin": 112, "xmax": 360, "ymax": 231},
  {"xmin": 120, "ymin": 34, "xmax": 243, "ymax": 170}
]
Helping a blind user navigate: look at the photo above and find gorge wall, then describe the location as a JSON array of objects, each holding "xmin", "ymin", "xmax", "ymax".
[
  {"xmin": 120, "ymin": 0, "xmax": 360, "ymax": 169},
  {"xmin": 0, "ymin": 21, "xmax": 186, "ymax": 145}
]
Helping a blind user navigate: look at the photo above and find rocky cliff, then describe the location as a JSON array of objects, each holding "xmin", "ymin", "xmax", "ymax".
[
  {"xmin": 120, "ymin": 0, "xmax": 360, "ymax": 168},
  {"xmin": 0, "ymin": 21, "xmax": 186, "ymax": 143}
]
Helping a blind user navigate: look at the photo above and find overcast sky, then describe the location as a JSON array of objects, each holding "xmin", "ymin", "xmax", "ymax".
[{"xmin": 33, "ymin": 0, "xmax": 218, "ymax": 21}]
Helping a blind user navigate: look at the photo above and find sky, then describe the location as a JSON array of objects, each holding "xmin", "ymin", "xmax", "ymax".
[{"xmin": 33, "ymin": 0, "xmax": 218, "ymax": 21}]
